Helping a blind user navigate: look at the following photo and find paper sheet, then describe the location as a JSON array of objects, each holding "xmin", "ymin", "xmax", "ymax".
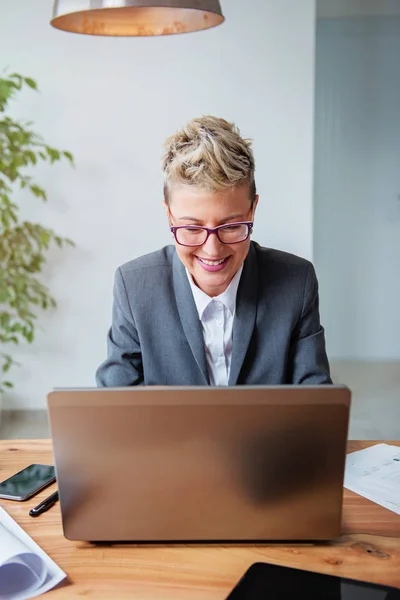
[
  {"xmin": 344, "ymin": 443, "xmax": 400, "ymax": 515},
  {"xmin": 0, "ymin": 506, "xmax": 66, "ymax": 600}
]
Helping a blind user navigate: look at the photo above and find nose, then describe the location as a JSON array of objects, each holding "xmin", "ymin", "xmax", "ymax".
[{"xmin": 201, "ymin": 230, "xmax": 225, "ymax": 256}]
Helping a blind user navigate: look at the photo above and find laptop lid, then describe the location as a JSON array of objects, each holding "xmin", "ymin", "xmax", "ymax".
[{"xmin": 47, "ymin": 385, "xmax": 351, "ymax": 542}]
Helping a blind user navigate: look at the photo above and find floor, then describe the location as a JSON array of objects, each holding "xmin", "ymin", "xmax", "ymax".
[
  {"xmin": 0, "ymin": 410, "xmax": 51, "ymax": 440},
  {"xmin": 0, "ymin": 361, "xmax": 399, "ymax": 441},
  {"xmin": 330, "ymin": 360, "xmax": 400, "ymax": 440}
]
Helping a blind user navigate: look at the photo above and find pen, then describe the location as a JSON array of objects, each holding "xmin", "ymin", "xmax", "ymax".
[{"xmin": 29, "ymin": 490, "xmax": 59, "ymax": 517}]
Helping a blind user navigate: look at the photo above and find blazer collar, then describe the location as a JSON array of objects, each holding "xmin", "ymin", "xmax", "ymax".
[
  {"xmin": 229, "ymin": 242, "xmax": 258, "ymax": 385},
  {"xmin": 172, "ymin": 251, "xmax": 209, "ymax": 384}
]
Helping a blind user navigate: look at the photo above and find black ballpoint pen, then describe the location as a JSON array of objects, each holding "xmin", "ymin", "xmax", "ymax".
[{"xmin": 29, "ymin": 490, "xmax": 59, "ymax": 517}]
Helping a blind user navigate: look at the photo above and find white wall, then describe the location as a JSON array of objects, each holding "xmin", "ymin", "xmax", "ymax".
[
  {"xmin": 318, "ymin": 0, "xmax": 400, "ymax": 18},
  {"xmin": 314, "ymin": 16, "xmax": 400, "ymax": 360},
  {"xmin": 0, "ymin": 0, "xmax": 316, "ymax": 409}
]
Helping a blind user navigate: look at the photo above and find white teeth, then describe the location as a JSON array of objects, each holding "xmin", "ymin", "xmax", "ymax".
[{"xmin": 199, "ymin": 257, "xmax": 226, "ymax": 266}]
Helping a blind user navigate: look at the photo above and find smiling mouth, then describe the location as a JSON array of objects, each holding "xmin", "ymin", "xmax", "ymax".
[{"xmin": 196, "ymin": 257, "xmax": 229, "ymax": 266}]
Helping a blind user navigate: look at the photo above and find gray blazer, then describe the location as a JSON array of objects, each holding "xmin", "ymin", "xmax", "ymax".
[{"xmin": 96, "ymin": 241, "xmax": 332, "ymax": 386}]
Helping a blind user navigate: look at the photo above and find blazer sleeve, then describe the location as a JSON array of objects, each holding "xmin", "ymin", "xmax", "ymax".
[
  {"xmin": 95, "ymin": 267, "xmax": 144, "ymax": 387},
  {"xmin": 290, "ymin": 263, "xmax": 332, "ymax": 384}
]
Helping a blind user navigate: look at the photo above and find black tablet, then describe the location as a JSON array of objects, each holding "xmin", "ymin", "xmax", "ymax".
[{"xmin": 226, "ymin": 562, "xmax": 400, "ymax": 599}]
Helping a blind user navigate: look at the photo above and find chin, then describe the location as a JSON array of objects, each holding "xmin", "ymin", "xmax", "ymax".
[{"xmin": 197, "ymin": 272, "xmax": 232, "ymax": 292}]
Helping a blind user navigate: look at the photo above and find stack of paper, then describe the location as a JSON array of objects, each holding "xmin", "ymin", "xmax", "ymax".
[
  {"xmin": 0, "ymin": 506, "xmax": 66, "ymax": 600},
  {"xmin": 344, "ymin": 443, "xmax": 400, "ymax": 515}
]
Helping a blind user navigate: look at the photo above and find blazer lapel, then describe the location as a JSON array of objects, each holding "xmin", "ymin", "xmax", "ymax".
[
  {"xmin": 229, "ymin": 243, "xmax": 258, "ymax": 385},
  {"xmin": 172, "ymin": 252, "xmax": 209, "ymax": 384}
]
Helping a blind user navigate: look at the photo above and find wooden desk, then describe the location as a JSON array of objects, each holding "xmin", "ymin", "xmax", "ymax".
[{"xmin": 1, "ymin": 440, "xmax": 399, "ymax": 599}]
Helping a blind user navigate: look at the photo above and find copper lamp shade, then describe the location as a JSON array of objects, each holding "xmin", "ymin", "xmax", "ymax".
[{"xmin": 50, "ymin": 0, "xmax": 224, "ymax": 36}]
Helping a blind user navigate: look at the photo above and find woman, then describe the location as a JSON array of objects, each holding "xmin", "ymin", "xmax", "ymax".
[{"xmin": 96, "ymin": 115, "xmax": 331, "ymax": 386}]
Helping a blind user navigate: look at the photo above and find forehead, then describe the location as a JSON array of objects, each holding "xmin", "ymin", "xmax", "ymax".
[{"xmin": 168, "ymin": 184, "xmax": 251, "ymax": 220}]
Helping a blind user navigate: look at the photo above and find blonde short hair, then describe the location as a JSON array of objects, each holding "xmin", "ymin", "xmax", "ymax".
[{"xmin": 162, "ymin": 115, "xmax": 256, "ymax": 205}]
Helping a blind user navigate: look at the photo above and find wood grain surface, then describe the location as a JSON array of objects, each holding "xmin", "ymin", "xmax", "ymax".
[{"xmin": 1, "ymin": 439, "xmax": 399, "ymax": 599}]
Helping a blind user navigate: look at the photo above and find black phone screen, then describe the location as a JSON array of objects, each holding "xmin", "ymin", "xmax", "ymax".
[
  {"xmin": 0, "ymin": 464, "xmax": 56, "ymax": 501},
  {"xmin": 226, "ymin": 562, "xmax": 400, "ymax": 599}
]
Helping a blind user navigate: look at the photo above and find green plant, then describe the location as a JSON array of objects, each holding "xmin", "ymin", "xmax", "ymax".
[{"xmin": 0, "ymin": 72, "xmax": 74, "ymax": 393}]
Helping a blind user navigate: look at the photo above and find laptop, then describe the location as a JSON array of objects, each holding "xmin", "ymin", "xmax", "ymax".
[{"xmin": 46, "ymin": 385, "xmax": 351, "ymax": 543}]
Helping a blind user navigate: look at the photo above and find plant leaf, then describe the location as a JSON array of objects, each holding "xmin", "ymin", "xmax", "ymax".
[
  {"xmin": 63, "ymin": 150, "xmax": 74, "ymax": 165},
  {"xmin": 45, "ymin": 146, "xmax": 61, "ymax": 163},
  {"xmin": 29, "ymin": 184, "xmax": 47, "ymax": 200},
  {"xmin": 24, "ymin": 77, "xmax": 38, "ymax": 90}
]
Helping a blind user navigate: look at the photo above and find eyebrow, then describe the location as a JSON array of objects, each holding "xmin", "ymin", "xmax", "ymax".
[{"xmin": 177, "ymin": 213, "xmax": 246, "ymax": 225}]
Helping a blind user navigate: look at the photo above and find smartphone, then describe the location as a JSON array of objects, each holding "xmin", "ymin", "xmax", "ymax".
[
  {"xmin": 0, "ymin": 464, "xmax": 56, "ymax": 501},
  {"xmin": 226, "ymin": 562, "xmax": 400, "ymax": 599}
]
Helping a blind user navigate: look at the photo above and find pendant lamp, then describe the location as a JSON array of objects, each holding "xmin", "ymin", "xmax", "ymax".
[{"xmin": 50, "ymin": 0, "xmax": 224, "ymax": 36}]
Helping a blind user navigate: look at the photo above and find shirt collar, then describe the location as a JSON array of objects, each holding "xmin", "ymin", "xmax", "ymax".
[{"xmin": 186, "ymin": 264, "xmax": 243, "ymax": 320}]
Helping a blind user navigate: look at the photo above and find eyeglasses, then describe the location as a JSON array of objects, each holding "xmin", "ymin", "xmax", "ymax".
[{"xmin": 170, "ymin": 221, "xmax": 253, "ymax": 247}]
